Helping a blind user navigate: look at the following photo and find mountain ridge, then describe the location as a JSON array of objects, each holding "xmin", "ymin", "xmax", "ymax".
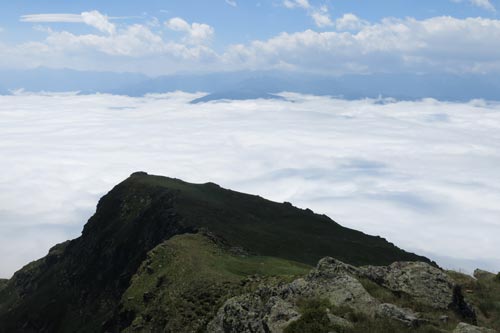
[
  {"xmin": 0, "ymin": 172, "xmax": 434, "ymax": 332},
  {"xmin": 2, "ymin": 68, "xmax": 500, "ymax": 102}
]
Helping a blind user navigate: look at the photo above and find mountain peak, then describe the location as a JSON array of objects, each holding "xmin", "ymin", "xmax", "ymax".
[{"xmin": 0, "ymin": 173, "xmax": 431, "ymax": 332}]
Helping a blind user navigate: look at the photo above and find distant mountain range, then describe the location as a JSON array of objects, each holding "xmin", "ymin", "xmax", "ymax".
[{"xmin": 1, "ymin": 68, "xmax": 499, "ymax": 102}]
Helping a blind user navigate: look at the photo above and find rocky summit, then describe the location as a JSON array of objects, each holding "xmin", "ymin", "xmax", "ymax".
[{"xmin": 0, "ymin": 173, "xmax": 498, "ymax": 333}]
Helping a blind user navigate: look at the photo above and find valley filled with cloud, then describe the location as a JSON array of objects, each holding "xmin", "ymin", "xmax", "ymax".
[{"xmin": 1, "ymin": 91, "xmax": 499, "ymax": 277}]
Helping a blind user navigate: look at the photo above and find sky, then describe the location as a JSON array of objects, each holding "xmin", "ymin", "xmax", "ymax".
[
  {"xmin": 1, "ymin": 92, "xmax": 500, "ymax": 278},
  {"xmin": 0, "ymin": 0, "xmax": 499, "ymax": 75}
]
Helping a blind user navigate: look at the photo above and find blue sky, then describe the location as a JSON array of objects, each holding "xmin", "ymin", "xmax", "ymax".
[{"xmin": 0, "ymin": 0, "xmax": 499, "ymax": 74}]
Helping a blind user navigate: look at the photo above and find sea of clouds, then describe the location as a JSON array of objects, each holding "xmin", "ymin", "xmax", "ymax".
[{"xmin": 1, "ymin": 91, "xmax": 499, "ymax": 277}]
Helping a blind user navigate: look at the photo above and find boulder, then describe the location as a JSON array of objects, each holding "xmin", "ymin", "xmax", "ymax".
[
  {"xmin": 278, "ymin": 257, "xmax": 378, "ymax": 314},
  {"xmin": 473, "ymin": 269, "xmax": 495, "ymax": 280},
  {"xmin": 359, "ymin": 261, "xmax": 454, "ymax": 309}
]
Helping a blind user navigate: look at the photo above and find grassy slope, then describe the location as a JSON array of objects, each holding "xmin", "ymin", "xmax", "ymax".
[
  {"xmin": 119, "ymin": 233, "xmax": 311, "ymax": 332},
  {"xmin": 131, "ymin": 173, "xmax": 430, "ymax": 266}
]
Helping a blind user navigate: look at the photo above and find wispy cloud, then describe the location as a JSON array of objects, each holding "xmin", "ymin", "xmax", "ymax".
[
  {"xmin": 0, "ymin": 92, "xmax": 499, "ymax": 277},
  {"xmin": 21, "ymin": 11, "xmax": 116, "ymax": 34},
  {"xmin": 225, "ymin": 0, "xmax": 237, "ymax": 7},
  {"xmin": 451, "ymin": 0, "xmax": 496, "ymax": 12},
  {"xmin": 21, "ymin": 13, "xmax": 84, "ymax": 23}
]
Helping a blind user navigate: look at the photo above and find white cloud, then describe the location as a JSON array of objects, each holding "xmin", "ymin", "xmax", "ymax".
[
  {"xmin": 223, "ymin": 16, "xmax": 500, "ymax": 74},
  {"xmin": 225, "ymin": 0, "xmax": 237, "ymax": 7},
  {"xmin": 21, "ymin": 11, "xmax": 116, "ymax": 35},
  {"xmin": 166, "ymin": 17, "xmax": 214, "ymax": 45},
  {"xmin": 81, "ymin": 11, "xmax": 116, "ymax": 35},
  {"xmin": 452, "ymin": 0, "xmax": 496, "ymax": 12},
  {"xmin": 10, "ymin": 12, "xmax": 500, "ymax": 75},
  {"xmin": 283, "ymin": 0, "xmax": 332, "ymax": 28},
  {"xmin": 283, "ymin": 0, "xmax": 311, "ymax": 9},
  {"xmin": 335, "ymin": 13, "xmax": 368, "ymax": 31},
  {"xmin": 0, "ymin": 93, "xmax": 499, "ymax": 278},
  {"xmin": 311, "ymin": 6, "xmax": 333, "ymax": 27}
]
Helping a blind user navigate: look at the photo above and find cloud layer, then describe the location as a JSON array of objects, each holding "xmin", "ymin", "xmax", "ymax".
[{"xmin": 1, "ymin": 92, "xmax": 499, "ymax": 277}]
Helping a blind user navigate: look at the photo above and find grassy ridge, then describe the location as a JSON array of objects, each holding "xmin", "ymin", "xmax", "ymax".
[
  {"xmin": 130, "ymin": 173, "xmax": 430, "ymax": 266},
  {"xmin": 119, "ymin": 233, "xmax": 310, "ymax": 332}
]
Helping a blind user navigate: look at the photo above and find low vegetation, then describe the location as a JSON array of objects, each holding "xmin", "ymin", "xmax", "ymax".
[
  {"xmin": 120, "ymin": 233, "xmax": 310, "ymax": 332},
  {"xmin": 285, "ymin": 298, "xmax": 450, "ymax": 333}
]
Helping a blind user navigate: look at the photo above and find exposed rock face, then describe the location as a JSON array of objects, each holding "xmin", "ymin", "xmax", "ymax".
[
  {"xmin": 208, "ymin": 257, "xmax": 443, "ymax": 332},
  {"xmin": 453, "ymin": 322, "xmax": 498, "ymax": 333},
  {"xmin": 206, "ymin": 293, "xmax": 300, "ymax": 333},
  {"xmin": 279, "ymin": 257, "xmax": 378, "ymax": 314},
  {"xmin": 208, "ymin": 257, "xmax": 494, "ymax": 333},
  {"xmin": 359, "ymin": 261, "xmax": 455, "ymax": 309}
]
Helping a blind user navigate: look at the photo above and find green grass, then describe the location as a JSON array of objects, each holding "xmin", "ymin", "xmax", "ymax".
[
  {"xmin": 120, "ymin": 233, "xmax": 311, "ymax": 332},
  {"xmin": 284, "ymin": 297, "xmax": 448, "ymax": 333},
  {"xmin": 285, "ymin": 298, "xmax": 335, "ymax": 333},
  {"xmin": 128, "ymin": 173, "xmax": 431, "ymax": 267}
]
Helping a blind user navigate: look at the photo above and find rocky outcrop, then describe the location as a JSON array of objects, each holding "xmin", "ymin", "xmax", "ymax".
[
  {"xmin": 208, "ymin": 257, "xmax": 447, "ymax": 332},
  {"xmin": 453, "ymin": 322, "xmax": 498, "ymax": 333},
  {"xmin": 207, "ymin": 257, "xmax": 495, "ymax": 333},
  {"xmin": 278, "ymin": 258, "xmax": 378, "ymax": 314},
  {"xmin": 206, "ymin": 293, "xmax": 300, "ymax": 333},
  {"xmin": 359, "ymin": 261, "xmax": 454, "ymax": 309}
]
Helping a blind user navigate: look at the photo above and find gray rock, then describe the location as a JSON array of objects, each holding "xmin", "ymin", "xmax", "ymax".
[
  {"xmin": 209, "ymin": 257, "xmax": 483, "ymax": 333},
  {"xmin": 278, "ymin": 257, "xmax": 378, "ymax": 314},
  {"xmin": 263, "ymin": 297, "xmax": 300, "ymax": 332},
  {"xmin": 326, "ymin": 311, "xmax": 354, "ymax": 330},
  {"xmin": 376, "ymin": 303, "xmax": 420, "ymax": 327},
  {"xmin": 453, "ymin": 322, "xmax": 498, "ymax": 333},
  {"xmin": 360, "ymin": 261, "xmax": 454, "ymax": 309},
  {"xmin": 207, "ymin": 257, "xmax": 378, "ymax": 332},
  {"xmin": 473, "ymin": 269, "xmax": 495, "ymax": 280},
  {"xmin": 207, "ymin": 294, "xmax": 267, "ymax": 333}
]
